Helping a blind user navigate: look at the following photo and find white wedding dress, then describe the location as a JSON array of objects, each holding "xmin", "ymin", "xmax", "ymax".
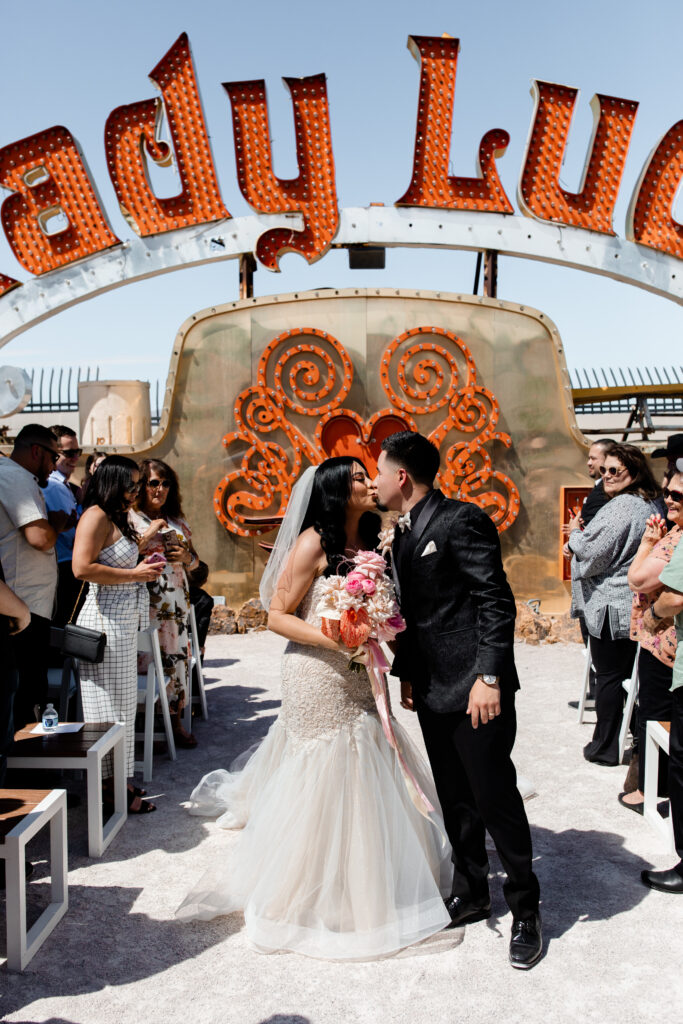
[{"xmin": 176, "ymin": 577, "xmax": 452, "ymax": 960}]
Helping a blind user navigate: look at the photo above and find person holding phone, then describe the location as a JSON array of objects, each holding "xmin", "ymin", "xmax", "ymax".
[
  {"xmin": 130, "ymin": 459, "xmax": 200, "ymax": 748},
  {"xmin": 73, "ymin": 456, "xmax": 164, "ymax": 814}
]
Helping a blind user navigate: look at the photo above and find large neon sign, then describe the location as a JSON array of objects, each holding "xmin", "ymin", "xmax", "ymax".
[{"xmin": 1, "ymin": 31, "xmax": 682, "ymax": 345}]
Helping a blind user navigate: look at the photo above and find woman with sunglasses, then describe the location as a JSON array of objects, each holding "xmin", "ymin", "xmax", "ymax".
[
  {"xmin": 129, "ymin": 459, "xmax": 200, "ymax": 748},
  {"xmin": 73, "ymin": 456, "xmax": 165, "ymax": 813},
  {"xmin": 623, "ymin": 473, "xmax": 683, "ymax": 812},
  {"xmin": 567, "ymin": 444, "xmax": 661, "ymax": 765}
]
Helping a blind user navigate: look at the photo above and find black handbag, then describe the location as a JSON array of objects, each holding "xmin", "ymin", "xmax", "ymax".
[{"xmin": 61, "ymin": 583, "xmax": 107, "ymax": 663}]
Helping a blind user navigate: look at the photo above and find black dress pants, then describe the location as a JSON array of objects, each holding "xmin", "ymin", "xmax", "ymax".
[
  {"xmin": 11, "ymin": 613, "xmax": 51, "ymax": 727},
  {"xmin": 586, "ymin": 625, "xmax": 637, "ymax": 765},
  {"xmin": 416, "ymin": 687, "xmax": 540, "ymax": 921},
  {"xmin": 636, "ymin": 647, "xmax": 673, "ymax": 793},
  {"xmin": 670, "ymin": 686, "xmax": 683, "ymax": 867}
]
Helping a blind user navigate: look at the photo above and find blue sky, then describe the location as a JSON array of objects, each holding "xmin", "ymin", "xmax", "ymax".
[{"xmin": 0, "ymin": 0, "xmax": 681, "ymax": 392}]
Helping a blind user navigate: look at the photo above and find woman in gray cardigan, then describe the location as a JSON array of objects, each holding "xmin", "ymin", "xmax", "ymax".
[{"xmin": 568, "ymin": 444, "xmax": 661, "ymax": 765}]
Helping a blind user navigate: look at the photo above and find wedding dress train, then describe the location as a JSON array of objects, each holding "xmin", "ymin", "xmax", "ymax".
[{"xmin": 176, "ymin": 577, "xmax": 452, "ymax": 960}]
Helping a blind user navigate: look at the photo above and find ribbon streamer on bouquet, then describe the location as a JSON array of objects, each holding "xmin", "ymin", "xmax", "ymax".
[{"xmin": 359, "ymin": 638, "xmax": 441, "ymax": 830}]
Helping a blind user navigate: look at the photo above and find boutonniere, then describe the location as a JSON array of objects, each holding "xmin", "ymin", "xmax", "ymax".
[{"xmin": 378, "ymin": 517, "xmax": 399, "ymax": 557}]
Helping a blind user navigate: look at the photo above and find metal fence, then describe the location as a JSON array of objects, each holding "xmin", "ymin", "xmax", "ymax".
[
  {"xmin": 571, "ymin": 366, "xmax": 683, "ymax": 390},
  {"xmin": 24, "ymin": 366, "xmax": 162, "ymax": 425}
]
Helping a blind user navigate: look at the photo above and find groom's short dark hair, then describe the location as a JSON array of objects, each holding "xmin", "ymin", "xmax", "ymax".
[{"xmin": 381, "ymin": 431, "xmax": 440, "ymax": 487}]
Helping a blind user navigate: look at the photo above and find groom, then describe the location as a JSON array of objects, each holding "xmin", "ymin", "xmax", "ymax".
[{"xmin": 374, "ymin": 431, "xmax": 542, "ymax": 969}]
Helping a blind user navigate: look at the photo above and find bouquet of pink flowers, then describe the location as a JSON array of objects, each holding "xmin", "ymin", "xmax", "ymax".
[
  {"xmin": 315, "ymin": 550, "xmax": 405, "ymax": 664},
  {"xmin": 315, "ymin": 549, "xmax": 436, "ymax": 823}
]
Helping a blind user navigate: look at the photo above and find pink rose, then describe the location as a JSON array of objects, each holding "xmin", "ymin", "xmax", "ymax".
[
  {"xmin": 345, "ymin": 576, "xmax": 363, "ymax": 596},
  {"xmin": 352, "ymin": 550, "xmax": 387, "ymax": 578},
  {"xmin": 361, "ymin": 578, "xmax": 376, "ymax": 595}
]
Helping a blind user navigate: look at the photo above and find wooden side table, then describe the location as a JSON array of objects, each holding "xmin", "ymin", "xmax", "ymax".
[{"xmin": 8, "ymin": 723, "xmax": 127, "ymax": 857}]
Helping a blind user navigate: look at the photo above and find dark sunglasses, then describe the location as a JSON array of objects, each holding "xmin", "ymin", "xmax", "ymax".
[
  {"xmin": 663, "ymin": 487, "xmax": 683, "ymax": 502},
  {"xmin": 125, "ymin": 481, "xmax": 142, "ymax": 494},
  {"xmin": 599, "ymin": 465, "xmax": 627, "ymax": 477},
  {"xmin": 147, "ymin": 479, "xmax": 171, "ymax": 490},
  {"xmin": 34, "ymin": 442, "xmax": 58, "ymax": 464},
  {"xmin": 59, "ymin": 447, "xmax": 82, "ymax": 458}
]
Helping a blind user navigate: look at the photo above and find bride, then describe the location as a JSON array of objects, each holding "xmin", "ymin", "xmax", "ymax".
[{"xmin": 176, "ymin": 457, "xmax": 452, "ymax": 959}]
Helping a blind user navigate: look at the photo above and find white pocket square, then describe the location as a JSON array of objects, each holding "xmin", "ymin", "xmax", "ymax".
[{"xmin": 421, "ymin": 540, "xmax": 437, "ymax": 556}]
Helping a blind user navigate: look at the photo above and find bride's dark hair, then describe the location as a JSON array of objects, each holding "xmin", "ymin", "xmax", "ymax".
[{"xmin": 300, "ymin": 457, "xmax": 381, "ymax": 574}]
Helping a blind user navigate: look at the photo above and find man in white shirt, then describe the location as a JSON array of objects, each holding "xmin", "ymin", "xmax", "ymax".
[
  {"xmin": 44, "ymin": 424, "xmax": 81, "ymax": 631},
  {"xmin": 0, "ymin": 424, "xmax": 72, "ymax": 725}
]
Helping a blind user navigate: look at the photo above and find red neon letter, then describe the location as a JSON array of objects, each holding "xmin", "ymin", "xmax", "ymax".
[
  {"xmin": 105, "ymin": 33, "xmax": 229, "ymax": 236},
  {"xmin": 519, "ymin": 82, "xmax": 637, "ymax": 234},
  {"xmin": 225, "ymin": 73, "xmax": 339, "ymax": 270},
  {"xmin": 628, "ymin": 121, "xmax": 683, "ymax": 259},
  {"xmin": 0, "ymin": 126, "xmax": 120, "ymax": 278},
  {"xmin": 397, "ymin": 36, "xmax": 513, "ymax": 213}
]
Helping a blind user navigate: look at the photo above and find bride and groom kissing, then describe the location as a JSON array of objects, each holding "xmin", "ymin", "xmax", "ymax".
[{"xmin": 176, "ymin": 430, "xmax": 542, "ymax": 970}]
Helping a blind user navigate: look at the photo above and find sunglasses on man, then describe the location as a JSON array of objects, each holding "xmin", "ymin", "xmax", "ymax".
[
  {"xmin": 59, "ymin": 447, "xmax": 83, "ymax": 459},
  {"xmin": 33, "ymin": 442, "xmax": 59, "ymax": 464}
]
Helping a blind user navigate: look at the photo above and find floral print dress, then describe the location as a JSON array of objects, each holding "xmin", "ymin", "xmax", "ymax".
[
  {"xmin": 129, "ymin": 508, "xmax": 192, "ymax": 706},
  {"xmin": 630, "ymin": 524, "xmax": 682, "ymax": 666}
]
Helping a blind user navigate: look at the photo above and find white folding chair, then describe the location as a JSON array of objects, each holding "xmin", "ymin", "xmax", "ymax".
[
  {"xmin": 189, "ymin": 604, "xmax": 208, "ymax": 721},
  {"xmin": 618, "ymin": 647, "xmax": 640, "ymax": 764},
  {"xmin": 643, "ymin": 720, "xmax": 675, "ymax": 853},
  {"xmin": 577, "ymin": 644, "xmax": 595, "ymax": 724},
  {"xmin": 136, "ymin": 627, "xmax": 176, "ymax": 783}
]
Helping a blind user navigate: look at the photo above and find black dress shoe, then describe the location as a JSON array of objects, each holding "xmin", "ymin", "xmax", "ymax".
[
  {"xmin": 443, "ymin": 894, "xmax": 491, "ymax": 928},
  {"xmin": 641, "ymin": 867, "xmax": 683, "ymax": 894},
  {"xmin": 509, "ymin": 914, "xmax": 543, "ymax": 969}
]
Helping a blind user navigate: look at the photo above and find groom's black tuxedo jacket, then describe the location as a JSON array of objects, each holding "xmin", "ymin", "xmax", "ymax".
[{"xmin": 390, "ymin": 489, "xmax": 519, "ymax": 714}]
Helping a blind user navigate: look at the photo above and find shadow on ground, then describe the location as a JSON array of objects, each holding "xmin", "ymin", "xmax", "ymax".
[{"xmin": 1, "ymin": 822, "xmax": 654, "ymax": 1016}]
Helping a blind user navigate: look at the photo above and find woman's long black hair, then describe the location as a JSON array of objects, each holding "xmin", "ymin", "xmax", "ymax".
[
  {"xmin": 300, "ymin": 457, "xmax": 381, "ymax": 573},
  {"xmin": 82, "ymin": 455, "xmax": 139, "ymax": 540}
]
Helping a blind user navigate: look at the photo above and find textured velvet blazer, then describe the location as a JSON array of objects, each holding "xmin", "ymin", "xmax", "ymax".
[{"xmin": 390, "ymin": 490, "xmax": 519, "ymax": 714}]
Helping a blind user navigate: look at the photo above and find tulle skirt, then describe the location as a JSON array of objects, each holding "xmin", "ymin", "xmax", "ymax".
[{"xmin": 175, "ymin": 713, "xmax": 453, "ymax": 960}]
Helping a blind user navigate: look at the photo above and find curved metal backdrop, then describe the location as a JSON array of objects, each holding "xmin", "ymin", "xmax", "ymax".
[{"xmin": 0, "ymin": 207, "xmax": 681, "ymax": 350}]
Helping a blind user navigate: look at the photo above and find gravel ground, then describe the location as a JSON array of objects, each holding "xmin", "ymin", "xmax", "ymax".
[{"xmin": 1, "ymin": 634, "xmax": 681, "ymax": 1024}]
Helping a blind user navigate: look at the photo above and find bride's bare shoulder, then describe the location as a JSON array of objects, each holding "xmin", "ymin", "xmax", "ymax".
[{"xmin": 292, "ymin": 526, "xmax": 325, "ymax": 562}]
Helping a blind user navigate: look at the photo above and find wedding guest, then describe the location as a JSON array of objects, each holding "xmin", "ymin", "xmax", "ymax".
[
  {"xmin": 625, "ymin": 474, "xmax": 683, "ymax": 812},
  {"xmin": 0, "ymin": 567, "xmax": 30, "ymax": 787},
  {"xmin": 44, "ymin": 425, "xmax": 82, "ymax": 631},
  {"xmin": 188, "ymin": 560, "xmax": 213, "ymax": 657},
  {"xmin": 581, "ymin": 438, "xmax": 617, "ymax": 527},
  {"xmin": 651, "ymin": 433, "xmax": 683, "ymax": 480},
  {"xmin": 72, "ymin": 456, "xmax": 164, "ymax": 814},
  {"xmin": 0, "ymin": 424, "xmax": 70, "ymax": 725},
  {"xmin": 568, "ymin": 444, "xmax": 661, "ymax": 766},
  {"xmin": 129, "ymin": 459, "xmax": 200, "ymax": 748},
  {"xmin": 640, "ymin": 541, "xmax": 683, "ymax": 894},
  {"xmin": 0, "ymin": 567, "xmax": 31, "ymax": 887}
]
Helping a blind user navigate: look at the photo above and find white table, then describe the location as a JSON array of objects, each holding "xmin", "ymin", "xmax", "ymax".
[{"xmin": 8, "ymin": 722, "xmax": 127, "ymax": 858}]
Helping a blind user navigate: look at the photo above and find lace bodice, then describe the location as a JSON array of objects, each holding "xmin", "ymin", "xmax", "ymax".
[{"xmin": 279, "ymin": 576, "xmax": 378, "ymax": 743}]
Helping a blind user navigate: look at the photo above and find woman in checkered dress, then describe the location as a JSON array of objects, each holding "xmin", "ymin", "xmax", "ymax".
[{"xmin": 72, "ymin": 456, "xmax": 164, "ymax": 813}]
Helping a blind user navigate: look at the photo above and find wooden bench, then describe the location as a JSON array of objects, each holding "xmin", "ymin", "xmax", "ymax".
[
  {"xmin": 7, "ymin": 722, "xmax": 127, "ymax": 858},
  {"xmin": 0, "ymin": 789, "xmax": 68, "ymax": 971},
  {"xmin": 644, "ymin": 720, "xmax": 675, "ymax": 853}
]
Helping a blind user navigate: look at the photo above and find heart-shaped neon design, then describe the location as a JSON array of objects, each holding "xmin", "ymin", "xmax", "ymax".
[{"xmin": 317, "ymin": 410, "xmax": 415, "ymax": 475}]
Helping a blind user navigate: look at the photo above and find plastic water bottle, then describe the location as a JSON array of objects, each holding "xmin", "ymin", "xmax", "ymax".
[{"xmin": 42, "ymin": 703, "xmax": 58, "ymax": 732}]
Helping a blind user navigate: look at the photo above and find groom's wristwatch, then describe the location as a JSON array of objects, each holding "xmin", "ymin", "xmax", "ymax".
[{"xmin": 480, "ymin": 674, "xmax": 499, "ymax": 687}]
